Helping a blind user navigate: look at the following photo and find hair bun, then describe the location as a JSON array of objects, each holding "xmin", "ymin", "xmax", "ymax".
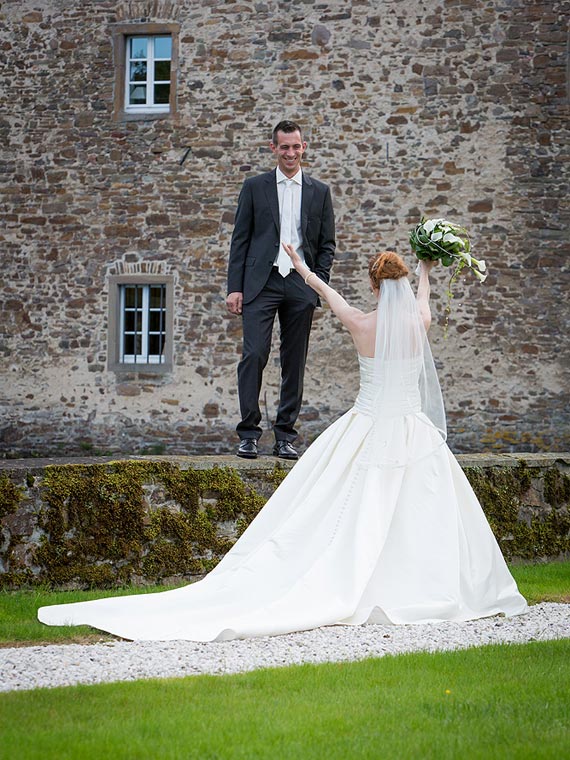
[{"xmin": 368, "ymin": 252, "xmax": 409, "ymax": 289}]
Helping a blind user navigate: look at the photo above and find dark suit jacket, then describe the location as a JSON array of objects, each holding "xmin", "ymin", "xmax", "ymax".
[{"xmin": 227, "ymin": 169, "xmax": 336, "ymax": 305}]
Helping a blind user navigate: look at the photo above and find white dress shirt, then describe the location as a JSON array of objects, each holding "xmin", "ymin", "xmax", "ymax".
[{"xmin": 275, "ymin": 167, "xmax": 305, "ymax": 273}]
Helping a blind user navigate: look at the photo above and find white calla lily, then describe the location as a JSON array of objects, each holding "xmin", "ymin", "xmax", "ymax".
[
  {"xmin": 423, "ymin": 219, "xmax": 437, "ymax": 234},
  {"xmin": 442, "ymin": 232, "xmax": 464, "ymax": 245},
  {"xmin": 457, "ymin": 250, "xmax": 472, "ymax": 266},
  {"xmin": 473, "ymin": 269, "xmax": 488, "ymax": 283},
  {"xmin": 470, "ymin": 257, "xmax": 486, "ymax": 272},
  {"xmin": 431, "ymin": 231, "xmax": 443, "ymax": 242}
]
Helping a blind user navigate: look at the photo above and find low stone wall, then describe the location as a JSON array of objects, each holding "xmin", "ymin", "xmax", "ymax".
[{"xmin": 1, "ymin": 453, "xmax": 569, "ymax": 590}]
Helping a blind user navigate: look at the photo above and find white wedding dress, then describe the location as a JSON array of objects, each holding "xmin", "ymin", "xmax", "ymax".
[{"xmin": 38, "ymin": 354, "xmax": 527, "ymax": 640}]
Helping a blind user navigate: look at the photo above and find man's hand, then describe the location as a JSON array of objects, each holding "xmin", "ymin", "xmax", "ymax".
[{"xmin": 226, "ymin": 292, "xmax": 244, "ymax": 315}]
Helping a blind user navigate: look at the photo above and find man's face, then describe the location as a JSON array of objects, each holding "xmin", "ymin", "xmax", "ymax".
[{"xmin": 270, "ymin": 130, "xmax": 307, "ymax": 178}]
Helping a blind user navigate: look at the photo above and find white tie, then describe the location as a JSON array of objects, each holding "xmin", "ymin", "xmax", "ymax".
[{"xmin": 277, "ymin": 179, "xmax": 294, "ymax": 277}]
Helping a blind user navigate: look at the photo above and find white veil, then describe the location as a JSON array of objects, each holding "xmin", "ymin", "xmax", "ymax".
[{"xmin": 368, "ymin": 276, "xmax": 447, "ymax": 467}]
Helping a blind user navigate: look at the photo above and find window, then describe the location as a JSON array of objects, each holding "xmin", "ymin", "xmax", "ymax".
[
  {"xmin": 108, "ymin": 275, "xmax": 174, "ymax": 373},
  {"xmin": 110, "ymin": 22, "xmax": 179, "ymax": 121},
  {"xmin": 126, "ymin": 35, "xmax": 171, "ymax": 113},
  {"xmin": 121, "ymin": 284, "xmax": 167, "ymax": 364}
]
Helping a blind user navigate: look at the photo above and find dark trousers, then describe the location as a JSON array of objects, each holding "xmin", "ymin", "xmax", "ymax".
[{"xmin": 237, "ymin": 268, "xmax": 316, "ymax": 443}]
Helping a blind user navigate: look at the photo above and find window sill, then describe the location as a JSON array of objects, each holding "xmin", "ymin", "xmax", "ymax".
[
  {"xmin": 109, "ymin": 362, "xmax": 173, "ymax": 375},
  {"xmin": 115, "ymin": 110, "xmax": 173, "ymax": 123}
]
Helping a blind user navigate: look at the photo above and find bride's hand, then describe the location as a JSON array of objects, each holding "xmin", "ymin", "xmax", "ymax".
[
  {"xmin": 415, "ymin": 258, "xmax": 436, "ymax": 277},
  {"xmin": 282, "ymin": 242, "xmax": 302, "ymax": 267},
  {"xmin": 418, "ymin": 258, "xmax": 437, "ymax": 274}
]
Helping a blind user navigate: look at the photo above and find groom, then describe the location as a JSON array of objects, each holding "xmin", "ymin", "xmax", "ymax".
[{"xmin": 226, "ymin": 119, "xmax": 336, "ymax": 460}]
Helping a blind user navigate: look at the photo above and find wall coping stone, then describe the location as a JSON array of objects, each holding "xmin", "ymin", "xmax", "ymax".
[{"xmin": 1, "ymin": 452, "xmax": 569, "ymax": 476}]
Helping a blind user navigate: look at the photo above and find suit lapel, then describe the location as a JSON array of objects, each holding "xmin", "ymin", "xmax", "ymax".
[
  {"xmin": 264, "ymin": 169, "xmax": 280, "ymax": 232},
  {"xmin": 301, "ymin": 173, "xmax": 314, "ymax": 240}
]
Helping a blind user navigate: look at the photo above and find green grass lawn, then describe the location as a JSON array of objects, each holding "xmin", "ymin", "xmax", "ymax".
[
  {"xmin": 1, "ymin": 640, "xmax": 569, "ymax": 760},
  {"xmin": 0, "ymin": 561, "xmax": 568, "ymax": 759},
  {"xmin": 509, "ymin": 559, "xmax": 570, "ymax": 604}
]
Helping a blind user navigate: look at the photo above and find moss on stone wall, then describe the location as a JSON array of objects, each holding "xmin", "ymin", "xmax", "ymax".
[
  {"xmin": 464, "ymin": 463, "xmax": 570, "ymax": 561},
  {"xmin": 33, "ymin": 461, "xmax": 270, "ymax": 589},
  {"xmin": 543, "ymin": 467, "xmax": 570, "ymax": 507},
  {"xmin": 0, "ymin": 475, "xmax": 23, "ymax": 522},
  {"xmin": 0, "ymin": 475, "xmax": 26, "ymax": 587}
]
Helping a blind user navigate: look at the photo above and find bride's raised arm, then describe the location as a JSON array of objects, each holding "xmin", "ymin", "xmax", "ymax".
[
  {"xmin": 282, "ymin": 243, "xmax": 364, "ymax": 332},
  {"xmin": 416, "ymin": 259, "xmax": 435, "ymax": 332}
]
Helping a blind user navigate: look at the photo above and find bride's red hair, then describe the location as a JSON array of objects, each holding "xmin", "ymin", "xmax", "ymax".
[{"xmin": 368, "ymin": 251, "xmax": 409, "ymax": 289}]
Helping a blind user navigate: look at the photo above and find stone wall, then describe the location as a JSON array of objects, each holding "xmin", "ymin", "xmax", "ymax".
[
  {"xmin": 1, "ymin": 453, "xmax": 569, "ymax": 589},
  {"xmin": 1, "ymin": 0, "xmax": 569, "ymax": 457}
]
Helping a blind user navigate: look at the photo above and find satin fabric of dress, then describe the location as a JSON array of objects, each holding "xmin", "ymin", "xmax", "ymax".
[{"xmin": 38, "ymin": 356, "xmax": 527, "ymax": 640}]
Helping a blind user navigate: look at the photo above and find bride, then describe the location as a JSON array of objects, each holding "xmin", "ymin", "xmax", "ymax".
[{"xmin": 38, "ymin": 246, "xmax": 527, "ymax": 640}]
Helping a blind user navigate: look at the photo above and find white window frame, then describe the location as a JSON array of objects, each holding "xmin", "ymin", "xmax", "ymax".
[
  {"xmin": 125, "ymin": 34, "xmax": 172, "ymax": 114},
  {"xmin": 120, "ymin": 284, "xmax": 167, "ymax": 365}
]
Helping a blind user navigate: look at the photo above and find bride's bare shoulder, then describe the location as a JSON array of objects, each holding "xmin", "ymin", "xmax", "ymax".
[
  {"xmin": 344, "ymin": 308, "xmax": 374, "ymax": 326},
  {"xmin": 359, "ymin": 309, "xmax": 377, "ymax": 327},
  {"xmin": 347, "ymin": 309, "xmax": 376, "ymax": 356},
  {"xmin": 347, "ymin": 308, "xmax": 376, "ymax": 338}
]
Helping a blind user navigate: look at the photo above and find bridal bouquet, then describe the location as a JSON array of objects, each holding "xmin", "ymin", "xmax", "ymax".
[
  {"xmin": 409, "ymin": 217, "xmax": 487, "ymax": 335},
  {"xmin": 409, "ymin": 217, "xmax": 487, "ymax": 282}
]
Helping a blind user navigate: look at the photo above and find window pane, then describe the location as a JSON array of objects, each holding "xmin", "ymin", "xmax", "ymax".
[
  {"xmin": 130, "ymin": 37, "xmax": 147, "ymax": 59},
  {"xmin": 124, "ymin": 334, "xmax": 135, "ymax": 355},
  {"xmin": 129, "ymin": 84, "xmax": 147, "ymax": 105},
  {"xmin": 154, "ymin": 60, "xmax": 171, "ymax": 82},
  {"xmin": 154, "ymin": 84, "xmax": 170, "ymax": 104},
  {"xmin": 130, "ymin": 61, "xmax": 147, "ymax": 82},
  {"xmin": 124, "ymin": 311, "xmax": 136, "ymax": 332},
  {"xmin": 148, "ymin": 334, "xmax": 164, "ymax": 355},
  {"xmin": 149, "ymin": 286, "xmax": 165, "ymax": 308},
  {"xmin": 154, "ymin": 36, "xmax": 171, "ymax": 59},
  {"xmin": 149, "ymin": 312, "xmax": 163, "ymax": 332},
  {"xmin": 125, "ymin": 309, "xmax": 142, "ymax": 333},
  {"xmin": 124, "ymin": 286, "xmax": 142, "ymax": 308}
]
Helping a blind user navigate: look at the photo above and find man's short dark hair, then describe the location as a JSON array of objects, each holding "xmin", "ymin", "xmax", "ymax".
[{"xmin": 272, "ymin": 120, "xmax": 304, "ymax": 144}]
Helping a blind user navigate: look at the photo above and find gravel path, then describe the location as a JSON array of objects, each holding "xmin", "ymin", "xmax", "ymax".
[{"xmin": 2, "ymin": 603, "xmax": 569, "ymax": 693}]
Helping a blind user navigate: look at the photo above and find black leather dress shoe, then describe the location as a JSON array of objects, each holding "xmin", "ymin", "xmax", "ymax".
[
  {"xmin": 237, "ymin": 439, "xmax": 258, "ymax": 459},
  {"xmin": 272, "ymin": 441, "xmax": 299, "ymax": 460}
]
